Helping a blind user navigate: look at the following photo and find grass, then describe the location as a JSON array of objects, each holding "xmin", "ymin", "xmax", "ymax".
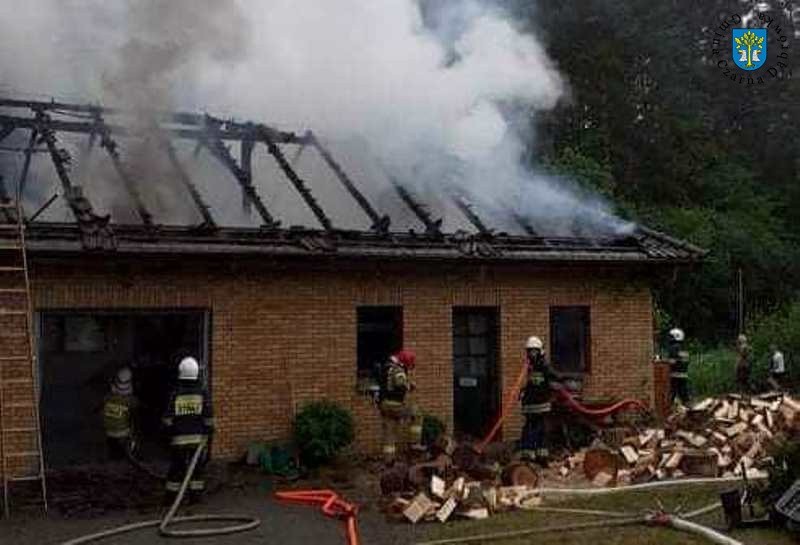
[{"xmin": 418, "ymin": 483, "xmax": 795, "ymax": 545}]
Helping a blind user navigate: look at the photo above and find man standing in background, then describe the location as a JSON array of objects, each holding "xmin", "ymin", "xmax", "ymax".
[
  {"xmin": 736, "ymin": 334, "xmax": 752, "ymax": 394},
  {"xmin": 768, "ymin": 344, "xmax": 786, "ymax": 391}
]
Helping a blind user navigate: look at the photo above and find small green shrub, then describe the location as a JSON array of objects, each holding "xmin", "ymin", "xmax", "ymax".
[
  {"xmin": 293, "ymin": 401, "xmax": 354, "ymax": 467},
  {"xmin": 688, "ymin": 346, "xmax": 738, "ymax": 398},
  {"xmin": 421, "ymin": 414, "xmax": 446, "ymax": 447},
  {"xmin": 748, "ymin": 300, "xmax": 800, "ymax": 392}
]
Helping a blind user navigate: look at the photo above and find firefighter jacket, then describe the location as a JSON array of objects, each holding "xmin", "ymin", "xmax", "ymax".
[
  {"xmin": 381, "ymin": 361, "xmax": 410, "ymax": 404},
  {"xmin": 162, "ymin": 381, "xmax": 214, "ymax": 446},
  {"xmin": 667, "ymin": 341, "xmax": 690, "ymax": 378},
  {"xmin": 103, "ymin": 393, "xmax": 137, "ymax": 439},
  {"xmin": 521, "ymin": 353, "xmax": 558, "ymax": 414}
]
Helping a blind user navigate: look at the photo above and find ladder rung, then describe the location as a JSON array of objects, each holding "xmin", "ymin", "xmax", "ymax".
[
  {"xmin": 8, "ymin": 474, "xmax": 44, "ymax": 482},
  {"xmin": 4, "ymin": 402, "xmax": 35, "ymax": 408},
  {"xmin": 0, "ymin": 266, "xmax": 24, "ymax": 272},
  {"xmin": 3, "ymin": 427, "xmax": 38, "ymax": 433},
  {"xmin": 0, "ymin": 288, "xmax": 26, "ymax": 294},
  {"xmin": 4, "ymin": 451, "xmax": 40, "ymax": 458},
  {"xmin": 0, "ymin": 224, "xmax": 20, "ymax": 230},
  {"xmin": 0, "ymin": 310, "xmax": 27, "ymax": 316},
  {"xmin": 0, "ymin": 355, "xmax": 28, "ymax": 361}
]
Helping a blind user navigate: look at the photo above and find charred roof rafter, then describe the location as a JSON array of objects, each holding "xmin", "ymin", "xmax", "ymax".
[
  {"xmin": 253, "ymin": 123, "xmax": 334, "ymax": 232},
  {"xmin": 162, "ymin": 139, "xmax": 218, "ymax": 230},
  {"xmin": 90, "ymin": 109, "xmax": 154, "ymax": 227},
  {"xmin": 0, "ymin": 124, "xmax": 15, "ymax": 144},
  {"xmin": 385, "ymin": 174, "xmax": 443, "ymax": 238},
  {"xmin": 200, "ymin": 117, "xmax": 278, "ymax": 229}
]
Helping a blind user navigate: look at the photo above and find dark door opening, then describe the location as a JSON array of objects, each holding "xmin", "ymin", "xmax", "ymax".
[
  {"xmin": 453, "ymin": 307, "xmax": 499, "ymax": 440},
  {"xmin": 356, "ymin": 306, "xmax": 403, "ymax": 388},
  {"xmin": 38, "ymin": 309, "xmax": 209, "ymax": 468}
]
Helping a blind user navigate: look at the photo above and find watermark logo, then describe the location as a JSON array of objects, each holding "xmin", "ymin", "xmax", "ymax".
[
  {"xmin": 710, "ymin": 6, "xmax": 792, "ymax": 86},
  {"xmin": 733, "ymin": 29, "xmax": 767, "ymax": 70}
]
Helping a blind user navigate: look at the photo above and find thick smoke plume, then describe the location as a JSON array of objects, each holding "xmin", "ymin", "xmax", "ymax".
[{"xmin": 0, "ymin": 0, "xmax": 632, "ymax": 236}]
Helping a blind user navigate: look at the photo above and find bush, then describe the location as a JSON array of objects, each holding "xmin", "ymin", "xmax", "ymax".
[
  {"xmin": 688, "ymin": 346, "xmax": 738, "ymax": 398},
  {"xmin": 293, "ymin": 401, "xmax": 354, "ymax": 467},
  {"xmin": 421, "ymin": 414, "xmax": 446, "ymax": 448},
  {"xmin": 747, "ymin": 300, "xmax": 800, "ymax": 392}
]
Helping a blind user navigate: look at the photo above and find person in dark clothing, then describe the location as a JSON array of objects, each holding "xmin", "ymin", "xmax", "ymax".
[
  {"xmin": 162, "ymin": 356, "xmax": 214, "ymax": 502},
  {"xmin": 666, "ymin": 328, "xmax": 690, "ymax": 405},
  {"xmin": 736, "ymin": 335, "xmax": 752, "ymax": 394},
  {"xmin": 519, "ymin": 336, "xmax": 562, "ymax": 463}
]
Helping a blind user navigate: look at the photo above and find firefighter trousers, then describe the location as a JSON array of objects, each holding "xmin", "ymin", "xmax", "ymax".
[
  {"xmin": 379, "ymin": 401, "xmax": 422, "ymax": 464},
  {"xmin": 165, "ymin": 442, "xmax": 208, "ymax": 498},
  {"xmin": 520, "ymin": 412, "xmax": 549, "ymax": 460},
  {"xmin": 670, "ymin": 376, "xmax": 689, "ymax": 404}
]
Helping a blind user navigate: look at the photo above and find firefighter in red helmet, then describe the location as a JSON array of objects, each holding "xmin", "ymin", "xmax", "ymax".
[{"xmin": 378, "ymin": 350, "xmax": 423, "ymax": 464}]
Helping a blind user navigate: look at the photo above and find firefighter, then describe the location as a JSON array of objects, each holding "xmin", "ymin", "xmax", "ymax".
[
  {"xmin": 736, "ymin": 334, "xmax": 752, "ymax": 394},
  {"xmin": 162, "ymin": 356, "xmax": 214, "ymax": 501},
  {"xmin": 519, "ymin": 336, "xmax": 561, "ymax": 463},
  {"xmin": 667, "ymin": 328, "xmax": 690, "ymax": 405},
  {"xmin": 378, "ymin": 350, "xmax": 423, "ymax": 465},
  {"xmin": 768, "ymin": 344, "xmax": 786, "ymax": 392},
  {"xmin": 103, "ymin": 366, "xmax": 138, "ymax": 460}
]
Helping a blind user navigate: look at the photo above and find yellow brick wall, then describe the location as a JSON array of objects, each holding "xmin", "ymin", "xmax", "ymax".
[{"xmin": 8, "ymin": 258, "xmax": 655, "ymax": 464}]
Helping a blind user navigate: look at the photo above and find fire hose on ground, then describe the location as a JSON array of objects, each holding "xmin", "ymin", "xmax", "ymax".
[{"xmin": 59, "ymin": 442, "xmax": 261, "ymax": 544}]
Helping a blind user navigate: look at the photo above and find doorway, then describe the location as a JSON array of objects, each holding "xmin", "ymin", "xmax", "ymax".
[
  {"xmin": 452, "ymin": 307, "xmax": 500, "ymax": 439},
  {"xmin": 37, "ymin": 309, "xmax": 209, "ymax": 468}
]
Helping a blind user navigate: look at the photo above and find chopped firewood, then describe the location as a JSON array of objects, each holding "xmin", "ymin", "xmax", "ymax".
[
  {"xmin": 436, "ymin": 497, "xmax": 457, "ymax": 523},
  {"xmin": 714, "ymin": 401, "xmax": 730, "ymax": 419},
  {"xmin": 592, "ymin": 471, "xmax": 614, "ymax": 487},
  {"xmin": 722, "ymin": 444, "xmax": 733, "ymax": 454},
  {"xmin": 769, "ymin": 400, "xmax": 781, "ymax": 412},
  {"xmin": 712, "ymin": 431, "xmax": 728, "ymax": 444},
  {"xmin": 672, "ymin": 469, "xmax": 685, "ymax": 478},
  {"xmin": 724, "ymin": 422, "xmax": 748, "ymax": 437},
  {"xmin": 692, "ymin": 398, "xmax": 716, "ymax": 412},
  {"xmin": 460, "ymin": 508, "xmax": 489, "ymax": 520},
  {"xmin": 655, "ymin": 469, "xmax": 667, "ymax": 480},
  {"xmin": 584, "ymin": 446, "xmax": 619, "ymax": 480},
  {"xmin": 559, "ymin": 465, "xmax": 570, "ymax": 478},
  {"xmin": 404, "ymin": 493, "xmax": 435, "ymax": 524},
  {"xmin": 658, "ymin": 453, "xmax": 671, "ymax": 468},
  {"xmin": 665, "ymin": 452, "xmax": 684, "ymax": 469},
  {"xmin": 729, "ymin": 400, "xmax": 739, "ymax": 420},
  {"xmin": 431, "ymin": 475, "xmax": 446, "ymax": 499},
  {"xmin": 681, "ymin": 450, "xmax": 718, "ymax": 477},
  {"xmin": 620, "ymin": 446, "xmax": 639, "ymax": 465},
  {"xmin": 750, "ymin": 398, "xmax": 770, "ymax": 409},
  {"xmin": 766, "ymin": 410, "xmax": 775, "ymax": 429},
  {"xmin": 745, "ymin": 441, "xmax": 762, "ymax": 460},
  {"xmin": 676, "ymin": 431, "xmax": 708, "ymax": 448},
  {"xmin": 740, "ymin": 409, "xmax": 753, "ymax": 422},
  {"xmin": 783, "ymin": 397, "xmax": 800, "ymax": 413},
  {"xmin": 483, "ymin": 487, "xmax": 498, "ymax": 512},
  {"xmin": 517, "ymin": 494, "xmax": 542, "ymax": 510},
  {"xmin": 502, "ymin": 462, "xmax": 539, "ymax": 487},
  {"xmin": 617, "ymin": 469, "xmax": 632, "ymax": 485},
  {"xmin": 751, "ymin": 414, "xmax": 764, "ymax": 427},
  {"xmin": 639, "ymin": 429, "xmax": 657, "ymax": 447}
]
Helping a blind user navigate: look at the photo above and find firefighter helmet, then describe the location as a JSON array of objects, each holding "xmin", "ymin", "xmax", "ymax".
[
  {"xmin": 112, "ymin": 367, "xmax": 133, "ymax": 395},
  {"xmin": 394, "ymin": 350, "xmax": 416, "ymax": 370},
  {"xmin": 669, "ymin": 328, "xmax": 685, "ymax": 342},
  {"xmin": 178, "ymin": 357, "xmax": 200, "ymax": 381},
  {"xmin": 525, "ymin": 336, "xmax": 544, "ymax": 350}
]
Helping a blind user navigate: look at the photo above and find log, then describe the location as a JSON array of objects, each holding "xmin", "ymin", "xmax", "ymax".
[
  {"xmin": 692, "ymin": 398, "xmax": 716, "ymax": 412},
  {"xmin": 436, "ymin": 497, "xmax": 458, "ymax": 522},
  {"xmin": 639, "ymin": 429, "xmax": 657, "ymax": 448},
  {"xmin": 665, "ymin": 452, "xmax": 684, "ymax": 469},
  {"xmin": 584, "ymin": 447, "xmax": 620, "ymax": 480},
  {"xmin": 765, "ymin": 410, "xmax": 775, "ymax": 429},
  {"xmin": 723, "ymin": 422, "xmax": 748, "ymax": 437},
  {"xmin": 460, "ymin": 507, "xmax": 489, "ymax": 520},
  {"xmin": 502, "ymin": 462, "xmax": 539, "ymax": 488},
  {"xmin": 404, "ymin": 493, "xmax": 435, "ymax": 524},
  {"xmin": 431, "ymin": 475, "xmax": 446, "ymax": 499},
  {"xmin": 783, "ymin": 397, "xmax": 800, "ymax": 413},
  {"xmin": 592, "ymin": 471, "xmax": 614, "ymax": 487},
  {"xmin": 620, "ymin": 446, "xmax": 639, "ymax": 465},
  {"xmin": 714, "ymin": 402, "xmax": 730, "ymax": 420}
]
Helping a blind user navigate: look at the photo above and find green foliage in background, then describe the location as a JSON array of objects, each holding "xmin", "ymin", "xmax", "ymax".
[{"xmin": 293, "ymin": 401, "xmax": 354, "ymax": 467}]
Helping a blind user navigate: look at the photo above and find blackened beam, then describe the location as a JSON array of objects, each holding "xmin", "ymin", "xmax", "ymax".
[
  {"xmin": 35, "ymin": 112, "xmax": 116, "ymax": 249},
  {"xmin": 385, "ymin": 174, "xmax": 443, "ymax": 236},
  {"xmin": 163, "ymin": 141, "xmax": 218, "ymax": 229},
  {"xmin": 0, "ymin": 175, "xmax": 15, "ymax": 223},
  {"xmin": 240, "ymin": 138, "xmax": 254, "ymax": 214},
  {"xmin": 201, "ymin": 120, "xmax": 277, "ymax": 228},
  {"xmin": 0, "ymin": 124, "xmax": 15, "ymax": 143},
  {"xmin": 255, "ymin": 124, "xmax": 334, "ymax": 232},
  {"xmin": 18, "ymin": 128, "xmax": 37, "ymax": 196},
  {"xmin": 306, "ymin": 131, "xmax": 389, "ymax": 234},
  {"xmin": 510, "ymin": 210, "xmax": 539, "ymax": 236},
  {"xmin": 449, "ymin": 193, "xmax": 492, "ymax": 237},
  {"xmin": 0, "ymin": 113, "xmax": 304, "ymax": 144},
  {"xmin": 92, "ymin": 112, "xmax": 154, "ymax": 227}
]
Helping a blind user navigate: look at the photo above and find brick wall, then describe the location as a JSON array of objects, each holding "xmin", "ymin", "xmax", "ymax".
[{"xmin": 11, "ymin": 256, "xmax": 655, "ymax": 464}]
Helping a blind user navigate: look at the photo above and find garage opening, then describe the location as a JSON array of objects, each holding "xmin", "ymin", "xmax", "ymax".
[{"xmin": 37, "ymin": 309, "xmax": 210, "ymax": 468}]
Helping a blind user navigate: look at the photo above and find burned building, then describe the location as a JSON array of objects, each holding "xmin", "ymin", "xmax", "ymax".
[{"xmin": 0, "ymin": 98, "xmax": 704, "ymax": 480}]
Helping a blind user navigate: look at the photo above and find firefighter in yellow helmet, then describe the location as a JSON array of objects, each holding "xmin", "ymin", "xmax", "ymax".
[
  {"xmin": 378, "ymin": 350, "xmax": 423, "ymax": 465},
  {"xmin": 162, "ymin": 357, "xmax": 214, "ymax": 501}
]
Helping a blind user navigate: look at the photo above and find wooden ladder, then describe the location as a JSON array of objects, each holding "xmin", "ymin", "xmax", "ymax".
[{"xmin": 0, "ymin": 180, "xmax": 47, "ymax": 518}]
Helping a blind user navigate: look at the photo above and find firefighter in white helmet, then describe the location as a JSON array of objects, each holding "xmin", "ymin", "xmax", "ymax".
[
  {"xmin": 162, "ymin": 356, "xmax": 214, "ymax": 501},
  {"xmin": 519, "ymin": 336, "xmax": 562, "ymax": 463},
  {"xmin": 667, "ymin": 328, "xmax": 690, "ymax": 404},
  {"xmin": 103, "ymin": 366, "xmax": 138, "ymax": 460}
]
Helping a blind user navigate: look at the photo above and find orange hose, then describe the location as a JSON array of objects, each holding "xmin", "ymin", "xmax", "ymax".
[
  {"xmin": 477, "ymin": 358, "xmax": 528, "ymax": 452},
  {"xmin": 275, "ymin": 489, "xmax": 360, "ymax": 545},
  {"xmin": 552, "ymin": 385, "xmax": 648, "ymax": 417}
]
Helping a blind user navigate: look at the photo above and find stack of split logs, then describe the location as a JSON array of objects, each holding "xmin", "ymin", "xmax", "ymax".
[
  {"xmin": 556, "ymin": 392, "xmax": 800, "ymax": 487},
  {"xmin": 383, "ymin": 392, "xmax": 800, "ymax": 525}
]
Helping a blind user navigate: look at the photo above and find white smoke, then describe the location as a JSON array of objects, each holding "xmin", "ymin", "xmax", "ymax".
[{"xmin": 0, "ymin": 0, "xmax": 632, "ymax": 236}]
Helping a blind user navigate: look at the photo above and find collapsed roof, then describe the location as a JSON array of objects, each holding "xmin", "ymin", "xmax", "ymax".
[{"xmin": 0, "ymin": 97, "xmax": 705, "ymax": 264}]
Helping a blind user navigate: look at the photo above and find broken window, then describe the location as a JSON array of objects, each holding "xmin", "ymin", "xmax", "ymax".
[
  {"xmin": 356, "ymin": 307, "xmax": 403, "ymax": 382},
  {"xmin": 549, "ymin": 306, "xmax": 591, "ymax": 375}
]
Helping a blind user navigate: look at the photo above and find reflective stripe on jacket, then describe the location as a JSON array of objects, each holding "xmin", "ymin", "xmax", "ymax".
[
  {"xmin": 104, "ymin": 393, "xmax": 135, "ymax": 438},
  {"xmin": 163, "ymin": 382, "xmax": 214, "ymax": 446}
]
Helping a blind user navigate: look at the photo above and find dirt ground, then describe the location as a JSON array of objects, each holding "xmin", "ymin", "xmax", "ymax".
[{"xmin": 1, "ymin": 461, "xmax": 796, "ymax": 545}]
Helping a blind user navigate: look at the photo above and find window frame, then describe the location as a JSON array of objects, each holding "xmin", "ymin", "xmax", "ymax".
[
  {"xmin": 549, "ymin": 305, "xmax": 591, "ymax": 376},
  {"xmin": 355, "ymin": 306, "xmax": 404, "ymax": 381}
]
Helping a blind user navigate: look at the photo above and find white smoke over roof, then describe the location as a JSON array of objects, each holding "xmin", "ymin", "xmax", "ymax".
[{"xmin": 0, "ymin": 0, "xmax": 633, "ymax": 237}]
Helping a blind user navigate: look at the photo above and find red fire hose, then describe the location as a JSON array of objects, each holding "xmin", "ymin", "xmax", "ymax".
[
  {"xmin": 275, "ymin": 489, "xmax": 360, "ymax": 545},
  {"xmin": 477, "ymin": 360, "xmax": 649, "ymax": 451}
]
